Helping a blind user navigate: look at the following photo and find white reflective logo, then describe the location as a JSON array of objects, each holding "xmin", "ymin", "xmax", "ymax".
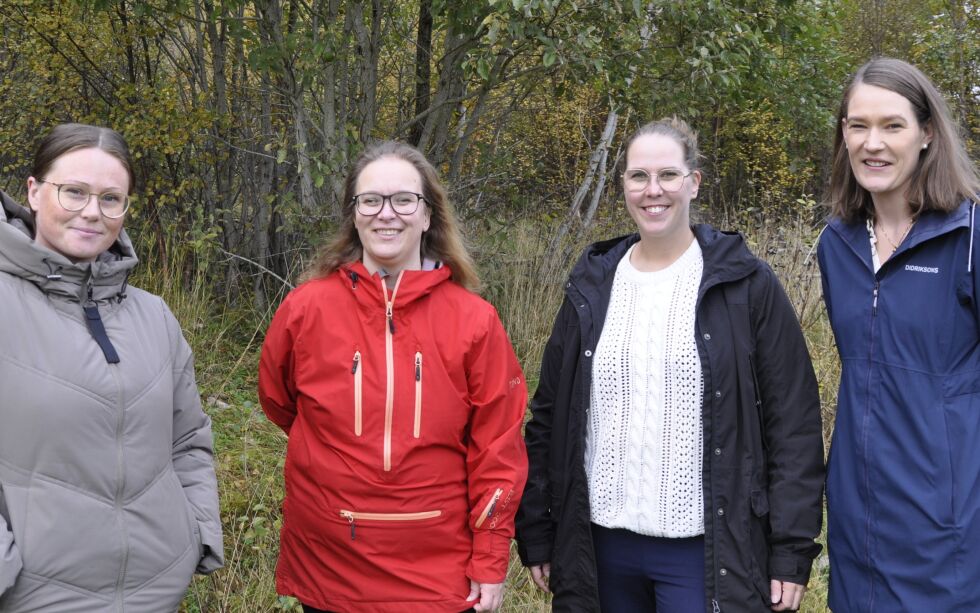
[{"xmin": 904, "ymin": 264, "xmax": 940, "ymax": 273}]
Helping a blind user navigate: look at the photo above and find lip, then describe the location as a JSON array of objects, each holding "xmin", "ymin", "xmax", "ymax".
[
  {"xmin": 69, "ymin": 227, "xmax": 104, "ymax": 237},
  {"xmin": 639, "ymin": 203, "xmax": 670, "ymax": 215},
  {"xmin": 862, "ymin": 158, "xmax": 891, "ymax": 168}
]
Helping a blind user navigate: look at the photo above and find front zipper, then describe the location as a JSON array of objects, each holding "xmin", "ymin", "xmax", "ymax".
[
  {"xmin": 474, "ymin": 488, "xmax": 504, "ymax": 529},
  {"xmin": 339, "ymin": 509, "xmax": 442, "ymax": 540},
  {"xmin": 380, "ymin": 274, "xmax": 404, "ymax": 471},
  {"xmin": 108, "ymin": 362, "xmax": 129, "ymax": 607},
  {"xmin": 352, "ymin": 351, "xmax": 362, "ymax": 436},
  {"xmin": 414, "ymin": 352, "xmax": 423, "ymax": 438}
]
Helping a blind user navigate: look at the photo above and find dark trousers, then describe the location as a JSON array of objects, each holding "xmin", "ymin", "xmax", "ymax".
[
  {"xmin": 592, "ymin": 523, "xmax": 705, "ymax": 613},
  {"xmin": 303, "ymin": 605, "xmax": 475, "ymax": 613}
]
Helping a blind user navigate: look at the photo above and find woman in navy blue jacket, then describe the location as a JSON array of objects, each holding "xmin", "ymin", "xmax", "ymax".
[{"xmin": 818, "ymin": 58, "xmax": 980, "ymax": 611}]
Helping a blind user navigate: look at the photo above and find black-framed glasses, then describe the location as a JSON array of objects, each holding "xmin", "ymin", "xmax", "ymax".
[
  {"xmin": 623, "ymin": 168, "xmax": 692, "ymax": 193},
  {"xmin": 38, "ymin": 180, "xmax": 130, "ymax": 219},
  {"xmin": 352, "ymin": 192, "xmax": 425, "ymax": 216}
]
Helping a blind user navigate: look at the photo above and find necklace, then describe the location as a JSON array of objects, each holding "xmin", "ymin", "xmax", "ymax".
[{"xmin": 875, "ymin": 216, "xmax": 915, "ymax": 251}]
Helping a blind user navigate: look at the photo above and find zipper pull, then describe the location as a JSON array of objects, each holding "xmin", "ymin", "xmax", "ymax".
[
  {"xmin": 712, "ymin": 598, "xmax": 721, "ymax": 613},
  {"xmin": 351, "ymin": 353, "xmax": 360, "ymax": 374},
  {"xmin": 486, "ymin": 489, "xmax": 503, "ymax": 520},
  {"xmin": 341, "ymin": 511, "xmax": 355, "ymax": 540},
  {"xmin": 386, "ymin": 303, "xmax": 395, "ymax": 334},
  {"xmin": 415, "ymin": 354, "xmax": 422, "ymax": 381},
  {"xmin": 872, "ymin": 281, "xmax": 879, "ymax": 316}
]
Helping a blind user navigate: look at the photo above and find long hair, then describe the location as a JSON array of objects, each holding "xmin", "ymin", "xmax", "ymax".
[
  {"xmin": 32, "ymin": 123, "xmax": 135, "ymax": 193},
  {"xmin": 304, "ymin": 141, "xmax": 480, "ymax": 291},
  {"xmin": 827, "ymin": 57, "xmax": 979, "ymax": 222}
]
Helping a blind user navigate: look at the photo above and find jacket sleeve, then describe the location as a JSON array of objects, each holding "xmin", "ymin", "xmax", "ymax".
[
  {"xmin": 752, "ymin": 265, "xmax": 825, "ymax": 585},
  {"xmin": 166, "ymin": 303, "xmax": 225, "ymax": 574},
  {"xmin": 258, "ymin": 292, "xmax": 302, "ymax": 435},
  {"xmin": 0, "ymin": 492, "xmax": 22, "ymax": 595},
  {"xmin": 463, "ymin": 306, "xmax": 529, "ymax": 584},
  {"xmin": 515, "ymin": 297, "xmax": 573, "ymax": 567}
]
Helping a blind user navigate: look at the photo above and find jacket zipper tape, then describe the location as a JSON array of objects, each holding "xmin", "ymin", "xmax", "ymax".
[
  {"xmin": 352, "ymin": 351, "xmax": 363, "ymax": 436},
  {"xmin": 473, "ymin": 488, "xmax": 504, "ymax": 529},
  {"xmin": 380, "ymin": 274, "xmax": 403, "ymax": 471},
  {"xmin": 414, "ymin": 352, "xmax": 423, "ymax": 438},
  {"xmin": 339, "ymin": 509, "xmax": 442, "ymax": 540}
]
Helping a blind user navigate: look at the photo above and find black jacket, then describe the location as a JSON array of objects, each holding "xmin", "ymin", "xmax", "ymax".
[{"xmin": 516, "ymin": 225, "xmax": 824, "ymax": 612}]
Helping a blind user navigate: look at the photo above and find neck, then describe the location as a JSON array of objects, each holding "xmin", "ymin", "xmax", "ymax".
[
  {"xmin": 871, "ymin": 193, "xmax": 914, "ymax": 225},
  {"xmin": 631, "ymin": 228, "xmax": 695, "ymax": 272}
]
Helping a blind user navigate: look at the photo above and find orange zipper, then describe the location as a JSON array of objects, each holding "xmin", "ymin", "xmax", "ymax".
[
  {"xmin": 339, "ymin": 508, "xmax": 442, "ymax": 540},
  {"xmin": 380, "ymin": 273, "xmax": 403, "ymax": 471},
  {"xmin": 351, "ymin": 351, "xmax": 362, "ymax": 436},
  {"xmin": 414, "ymin": 352, "xmax": 423, "ymax": 438},
  {"xmin": 474, "ymin": 488, "xmax": 504, "ymax": 529}
]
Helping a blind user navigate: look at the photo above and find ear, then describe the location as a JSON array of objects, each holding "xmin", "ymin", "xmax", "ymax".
[
  {"xmin": 26, "ymin": 177, "xmax": 41, "ymax": 212},
  {"xmin": 422, "ymin": 204, "xmax": 431, "ymax": 233},
  {"xmin": 690, "ymin": 170, "xmax": 702, "ymax": 199},
  {"xmin": 922, "ymin": 120, "xmax": 934, "ymax": 147}
]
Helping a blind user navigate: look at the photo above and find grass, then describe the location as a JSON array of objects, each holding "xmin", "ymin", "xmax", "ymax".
[{"xmin": 146, "ymin": 217, "xmax": 838, "ymax": 612}]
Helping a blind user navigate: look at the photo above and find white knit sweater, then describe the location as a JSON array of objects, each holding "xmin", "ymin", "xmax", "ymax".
[{"xmin": 585, "ymin": 240, "xmax": 705, "ymax": 537}]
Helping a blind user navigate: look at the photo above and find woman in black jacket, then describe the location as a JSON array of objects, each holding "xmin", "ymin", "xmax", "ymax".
[{"xmin": 516, "ymin": 117, "xmax": 825, "ymax": 612}]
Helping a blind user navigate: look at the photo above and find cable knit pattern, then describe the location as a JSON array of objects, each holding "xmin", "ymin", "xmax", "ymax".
[{"xmin": 585, "ymin": 239, "xmax": 704, "ymax": 537}]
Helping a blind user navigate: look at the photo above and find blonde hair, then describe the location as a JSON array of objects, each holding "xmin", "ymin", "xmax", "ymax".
[
  {"xmin": 303, "ymin": 141, "xmax": 480, "ymax": 291},
  {"xmin": 623, "ymin": 116, "xmax": 701, "ymax": 171}
]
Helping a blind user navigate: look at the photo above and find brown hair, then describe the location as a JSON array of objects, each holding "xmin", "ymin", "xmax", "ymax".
[
  {"xmin": 303, "ymin": 141, "xmax": 480, "ymax": 291},
  {"xmin": 32, "ymin": 123, "xmax": 135, "ymax": 193},
  {"xmin": 623, "ymin": 116, "xmax": 701, "ymax": 171},
  {"xmin": 827, "ymin": 57, "xmax": 979, "ymax": 222}
]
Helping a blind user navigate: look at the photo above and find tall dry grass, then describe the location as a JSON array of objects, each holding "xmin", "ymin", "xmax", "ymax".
[{"xmin": 160, "ymin": 216, "xmax": 837, "ymax": 612}]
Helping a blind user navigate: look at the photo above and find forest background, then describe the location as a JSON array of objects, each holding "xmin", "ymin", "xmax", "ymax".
[{"xmin": 1, "ymin": 0, "xmax": 977, "ymax": 610}]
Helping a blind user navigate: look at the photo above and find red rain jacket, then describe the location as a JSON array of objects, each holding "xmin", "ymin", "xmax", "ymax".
[{"xmin": 259, "ymin": 262, "xmax": 528, "ymax": 612}]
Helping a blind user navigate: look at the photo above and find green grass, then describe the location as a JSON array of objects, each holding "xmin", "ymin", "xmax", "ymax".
[{"xmin": 155, "ymin": 218, "xmax": 836, "ymax": 612}]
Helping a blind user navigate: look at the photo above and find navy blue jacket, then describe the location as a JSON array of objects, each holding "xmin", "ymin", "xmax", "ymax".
[
  {"xmin": 818, "ymin": 200, "xmax": 980, "ymax": 612},
  {"xmin": 517, "ymin": 225, "xmax": 824, "ymax": 612}
]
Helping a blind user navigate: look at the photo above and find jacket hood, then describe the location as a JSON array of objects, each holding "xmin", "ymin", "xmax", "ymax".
[
  {"xmin": 569, "ymin": 224, "xmax": 759, "ymax": 292},
  {"xmin": 0, "ymin": 189, "xmax": 138, "ymax": 303}
]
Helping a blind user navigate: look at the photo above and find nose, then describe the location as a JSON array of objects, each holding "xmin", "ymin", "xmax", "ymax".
[
  {"xmin": 376, "ymin": 197, "xmax": 398, "ymax": 220},
  {"xmin": 79, "ymin": 193, "xmax": 103, "ymax": 220},
  {"xmin": 645, "ymin": 177, "xmax": 664, "ymax": 197},
  {"xmin": 864, "ymin": 127, "xmax": 884, "ymax": 151}
]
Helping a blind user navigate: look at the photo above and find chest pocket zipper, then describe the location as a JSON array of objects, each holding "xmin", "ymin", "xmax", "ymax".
[
  {"xmin": 352, "ymin": 351, "xmax": 362, "ymax": 436},
  {"xmin": 414, "ymin": 352, "xmax": 423, "ymax": 438}
]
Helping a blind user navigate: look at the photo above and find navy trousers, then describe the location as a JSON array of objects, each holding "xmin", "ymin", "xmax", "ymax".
[{"xmin": 592, "ymin": 523, "xmax": 706, "ymax": 613}]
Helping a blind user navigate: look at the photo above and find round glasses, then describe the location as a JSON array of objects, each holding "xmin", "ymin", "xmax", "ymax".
[
  {"xmin": 39, "ymin": 180, "xmax": 130, "ymax": 219},
  {"xmin": 623, "ymin": 168, "xmax": 692, "ymax": 193},
  {"xmin": 352, "ymin": 192, "xmax": 424, "ymax": 216}
]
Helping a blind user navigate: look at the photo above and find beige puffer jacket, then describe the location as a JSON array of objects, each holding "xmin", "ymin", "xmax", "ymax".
[{"xmin": 0, "ymin": 191, "xmax": 223, "ymax": 612}]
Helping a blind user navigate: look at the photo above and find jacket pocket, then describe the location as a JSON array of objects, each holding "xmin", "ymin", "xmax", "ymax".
[
  {"xmin": 747, "ymin": 488, "xmax": 771, "ymax": 598},
  {"xmin": 352, "ymin": 351, "xmax": 363, "ymax": 436},
  {"xmin": 474, "ymin": 488, "xmax": 504, "ymax": 529},
  {"xmin": 414, "ymin": 352, "xmax": 423, "ymax": 438},
  {"xmin": 338, "ymin": 508, "xmax": 442, "ymax": 541}
]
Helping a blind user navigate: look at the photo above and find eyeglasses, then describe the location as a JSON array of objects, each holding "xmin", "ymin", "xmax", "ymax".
[
  {"xmin": 623, "ymin": 168, "xmax": 692, "ymax": 193},
  {"xmin": 352, "ymin": 192, "xmax": 424, "ymax": 216},
  {"xmin": 38, "ymin": 180, "xmax": 130, "ymax": 219}
]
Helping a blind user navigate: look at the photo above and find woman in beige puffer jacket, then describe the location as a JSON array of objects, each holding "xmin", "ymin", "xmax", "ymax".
[{"xmin": 0, "ymin": 123, "xmax": 223, "ymax": 612}]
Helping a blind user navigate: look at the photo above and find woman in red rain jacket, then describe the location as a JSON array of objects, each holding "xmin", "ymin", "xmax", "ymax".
[{"xmin": 259, "ymin": 141, "xmax": 528, "ymax": 613}]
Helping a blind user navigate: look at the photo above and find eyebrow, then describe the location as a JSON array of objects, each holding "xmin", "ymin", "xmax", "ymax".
[
  {"xmin": 845, "ymin": 114, "xmax": 909, "ymax": 123},
  {"xmin": 55, "ymin": 179, "xmax": 126, "ymax": 191}
]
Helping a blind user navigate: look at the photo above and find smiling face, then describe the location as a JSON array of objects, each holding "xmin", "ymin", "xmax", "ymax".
[
  {"xmin": 843, "ymin": 83, "xmax": 932, "ymax": 209},
  {"xmin": 27, "ymin": 147, "xmax": 129, "ymax": 263},
  {"xmin": 623, "ymin": 133, "xmax": 700, "ymax": 245},
  {"xmin": 353, "ymin": 155, "xmax": 431, "ymax": 276}
]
